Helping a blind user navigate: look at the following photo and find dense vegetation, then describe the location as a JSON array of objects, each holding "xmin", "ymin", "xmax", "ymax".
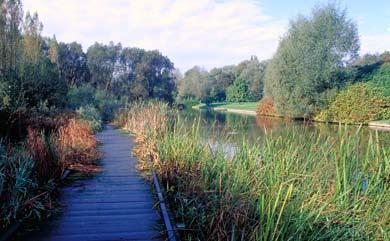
[
  {"xmin": 264, "ymin": 4, "xmax": 359, "ymax": 118},
  {"xmin": 176, "ymin": 56, "xmax": 268, "ymax": 104},
  {"xmin": 115, "ymin": 103, "xmax": 390, "ymax": 241},
  {"xmin": 255, "ymin": 4, "xmax": 389, "ymax": 124},
  {"xmin": 1, "ymin": 0, "xmax": 389, "ymax": 238},
  {"xmin": 0, "ymin": 0, "xmax": 176, "ymax": 232},
  {"xmin": 177, "ymin": 4, "xmax": 389, "ymax": 125}
]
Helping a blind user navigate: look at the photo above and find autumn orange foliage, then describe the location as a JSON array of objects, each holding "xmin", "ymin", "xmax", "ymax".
[
  {"xmin": 56, "ymin": 119, "xmax": 102, "ymax": 172},
  {"xmin": 256, "ymin": 97, "xmax": 278, "ymax": 117}
]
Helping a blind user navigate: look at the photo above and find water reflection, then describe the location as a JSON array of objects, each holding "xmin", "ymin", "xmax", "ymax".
[{"xmin": 179, "ymin": 109, "xmax": 390, "ymax": 148}]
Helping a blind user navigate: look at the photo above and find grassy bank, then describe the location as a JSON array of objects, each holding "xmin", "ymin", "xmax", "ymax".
[
  {"xmin": 193, "ymin": 102, "xmax": 257, "ymax": 114},
  {"xmin": 116, "ymin": 103, "xmax": 390, "ymax": 241}
]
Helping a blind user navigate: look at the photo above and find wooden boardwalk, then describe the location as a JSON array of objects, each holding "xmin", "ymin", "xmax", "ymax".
[{"xmin": 29, "ymin": 125, "xmax": 163, "ymax": 241}]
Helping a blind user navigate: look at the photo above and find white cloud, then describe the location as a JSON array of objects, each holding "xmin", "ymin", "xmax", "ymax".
[
  {"xmin": 360, "ymin": 34, "xmax": 390, "ymax": 55},
  {"xmin": 23, "ymin": 0, "xmax": 286, "ymax": 71}
]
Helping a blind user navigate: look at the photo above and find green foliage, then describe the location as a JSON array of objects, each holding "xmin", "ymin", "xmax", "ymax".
[
  {"xmin": 68, "ymin": 84, "xmax": 121, "ymax": 122},
  {"xmin": 87, "ymin": 44, "xmax": 176, "ymax": 102},
  {"xmin": 177, "ymin": 66, "xmax": 211, "ymax": 101},
  {"xmin": 315, "ymin": 82, "xmax": 390, "ymax": 124},
  {"xmin": 57, "ymin": 42, "xmax": 90, "ymax": 87},
  {"xmin": 0, "ymin": 144, "xmax": 36, "ymax": 226},
  {"xmin": 177, "ymin": 57, "xmax": 267, "ymax": 103},
  {"xmin": 0, "ymin": 3, "xmax": 67, "ymax": 111},
  {"xmin": 226, "ymin": 77, "xmax": 252, "ymax": 102},
  {"xmin": 317, "ymin": 61, "xmax": 390, "ymax": 124},
  {"xmin": 94, "ymin": 89, "xmax": 120, "ymax": 121},
  {"xmin": 67, "ymin": 84, "xmax": 95, "ymax": 109},
  {"xmin": 118, "ymin": 105, "xmax": 390, "ymax": 241},
  {"xmin": 264, "ymin": 4, "xmax": 359, "ymax": 118},
  {"xmin": 368, "ymin": 62, "xmax": 390, "ymax": 95},
  {"xmin": 76, "ymin": 105, "xmax": 102, "ymax": 132},
  {"xmin": 86, "ymin": 42, "xmax": 121, "ymax": 90},
  {"xmin": 234, "ymin": 56, "xmax": 268, "ymax": 101}
]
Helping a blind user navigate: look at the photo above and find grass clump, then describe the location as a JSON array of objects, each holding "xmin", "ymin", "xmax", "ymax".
[
  {"xmin": 116, "ymin": 102, "xmax": 390, "ymax": 241},
  {"xmin": 0, "ymin": 116, "xmax": 101, "ymax": 231},
  {"xmin": 76, "ymin": 105, "xmax": 103, "ymax": 132}
]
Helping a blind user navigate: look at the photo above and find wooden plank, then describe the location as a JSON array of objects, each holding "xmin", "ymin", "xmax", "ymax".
[{"xmin": 22, "ymin": 125, "xmax": 165, "ymax": 241}]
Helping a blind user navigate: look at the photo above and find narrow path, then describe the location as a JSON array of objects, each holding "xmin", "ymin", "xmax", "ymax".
[{"xmin": 30, "ymin": 125, "xmax": 163, "ymax": 241}]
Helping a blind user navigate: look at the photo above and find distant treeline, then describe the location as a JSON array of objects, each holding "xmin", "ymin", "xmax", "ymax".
[
  {"xmin": 0, "ymin": 1, "xmax": 176, "ymax": 117},
  {"xmin": 177, "ymin": 4, "xmax": 390, "ymax": 123},
  {"xmin": 175, "ymin": 56, "xmax": 268, "ymax": 103}
]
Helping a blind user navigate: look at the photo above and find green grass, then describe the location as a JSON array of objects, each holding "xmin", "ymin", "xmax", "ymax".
[
  {"xmin": 117, "ymin": 103, "xmax": 390, "ymax": 241},
  {"xmin": 194, "ymin": 102, "xmax": 258, "ymax": 111}
]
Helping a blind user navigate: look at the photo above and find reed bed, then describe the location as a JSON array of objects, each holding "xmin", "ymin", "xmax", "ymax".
[
  {"xmin": 56, "ymin": 118, "xmax": 102, "ymax": 172},
  {"xmin": 1, "ymin": 117, "xmax": 101, "ymax": 231},
  {"xmin": 116, "ymin": 102, "xmax": 390, "ymax": 241}
]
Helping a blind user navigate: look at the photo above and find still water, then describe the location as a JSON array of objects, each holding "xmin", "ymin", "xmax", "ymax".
[{"xmin": 178, "ymin": 109, "xmax": 390, "ymax": 150}]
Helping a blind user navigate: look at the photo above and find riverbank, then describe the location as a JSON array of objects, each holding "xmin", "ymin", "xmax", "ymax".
[
  {"xmin": 193, "ymin": 102, "xmax": 257, "ymax": 116},
  {"xmin": 369, "ymin": 120, "xmax": 390, "ymax": 130},
  {"xmin": 115, "ymin": 102, "xmax": 390, "ymax": 241}
]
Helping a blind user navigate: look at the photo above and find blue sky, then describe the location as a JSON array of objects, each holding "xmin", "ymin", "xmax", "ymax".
[
  {"xmin": 24, "ymin": 0, "xmax": 390, "ymax": 72},
  {"xmin": 261, "ymin": 0, "xmax": 389, "ymax": 34}
]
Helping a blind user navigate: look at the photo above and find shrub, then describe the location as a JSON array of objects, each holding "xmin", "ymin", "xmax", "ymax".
[
  {"xmin": 67, "ymin": 84, "xmax": 95, "ymax": 109},
  {"xmin": 226, "ymin": 78, "xmax": 252, "ymax": 102},
  {"xmin": 256, "ymin": 97, "xmax": 278, "ymax": 117},
  {"xmin": 0, "ymin": 142, "xmax": 56, "ymax": 229},
  {"xmin": 94, "ymin": 89, "xmax": 120, "ymax": 122},
  {"xmin": 76, "ymin": 105, "xmax": 102, "ymax": 132},
  {"xmin": 27, "ymin": 128, "xmax": 61, "ymax": 184},
  {"xmin": 315, "ymin": 83, "xmax": 390, "ymax": 124},
  {"xmin": 56, "ymin": 119, "xmax": 101, "ymax": 172}
]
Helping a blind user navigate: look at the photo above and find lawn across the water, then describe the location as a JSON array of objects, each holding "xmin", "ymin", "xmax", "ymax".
[
  {"xmin": 194, "ymin": 102, "xmax": 258, "ymax": 112},
  {"xmin": 369, "ymin": 120, "xmax": 390, "ymax": 126}
]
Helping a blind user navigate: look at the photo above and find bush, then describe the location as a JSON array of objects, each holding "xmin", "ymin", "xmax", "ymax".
[
  {"xmin": 27, "ymin": 128, "xmax": 61, "ymax": 184},
  {"xmin": 67, "ymin": 84, "xmax": 95, "ymax": 109},
  {"xmin": 0, "ymin": 142, "xmax": 56, "ymax": 229},
  {"xmin": 226, "ymin": 78, "xmax": 252, "ymax": 102},
  {"xmin": 256, "ymin": 97, "xmax": 279, "ymax": 117},
  {"xmin": 56, "ymin": 118, "xmax": 101, "ymax": 172},
  {"xmin": 94, "ymin": 89, "xmax": 120, "ymax": 122},
  {"xmin": 315, "ymin": 83, "xmax": 390, "ymax": 124},
  {"xmin": 76, "ymin": 105, "xmax": 102, "ymax": 132}
]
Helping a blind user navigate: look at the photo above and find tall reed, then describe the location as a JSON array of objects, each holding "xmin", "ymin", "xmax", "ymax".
[{"xmin": 116, "ymin": 103, "xmax": 390, "ymax": 241}]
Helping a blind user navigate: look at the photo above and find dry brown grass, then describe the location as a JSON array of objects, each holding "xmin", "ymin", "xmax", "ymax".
[
  {"xmin": 56, "ymin": 118, "xmax": 102, "ymax": 172},
  {"xmin": 27, "ymin": 127, "xmax": 61, "ymax": 184},
  {"xmin": 114, "ymin": 102, "xmax": 172, "ymax": 168}
]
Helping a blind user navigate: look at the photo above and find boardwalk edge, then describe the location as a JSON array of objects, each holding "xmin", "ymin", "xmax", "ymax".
[{"xmin": 152, "ymin": 171, "xmax": 178, "ymax": 241}]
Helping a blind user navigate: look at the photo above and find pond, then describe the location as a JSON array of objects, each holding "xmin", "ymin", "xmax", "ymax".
[{"xmin": 179, "ymin": 109, "xmax": 390, "ymax": 151}]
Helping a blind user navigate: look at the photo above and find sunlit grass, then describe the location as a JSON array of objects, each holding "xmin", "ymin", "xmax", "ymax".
[{"xmin": 116, "ymin": 102, "xmax": 390, "ymax": 241}]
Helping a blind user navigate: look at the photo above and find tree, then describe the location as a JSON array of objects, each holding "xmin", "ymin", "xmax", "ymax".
[
  {"xmin": 235, "ymin": 56, "xmax": 268, "ymax": 101},
  {"xmin": 57, "ymin": 41, "xmax": 90, "ymax": 87},
  {"xmin": 0, "ymin": 0, "xmax": 23, "ymax": 109},
  {"xmin": 264, "ymin": 4, "xmax": 359, "ymax": 117},
  {"xmin": 227, "ymin": 77, "xmax": 252, "ymax": 102},
  {"xmin": 177, "ymin": 66, "xmax": 211, "ymax": 102},
  {"xmin": 132, "ymin": 50, "xmax": 175, "ymax": 101},
  {"xmin": 0, "ymin": 8, "xmax": 67, "ymax": 110},
  {"xmin": 112, "ymin": 47, "xmax": 176, "ymax": 101},
  {"xmin": 87, "ymin": 42, "xmax": 121, "ymax": 90},
  {"xmin": 208, "ymin": 66, "xmax": 235, "ymax": 101}
]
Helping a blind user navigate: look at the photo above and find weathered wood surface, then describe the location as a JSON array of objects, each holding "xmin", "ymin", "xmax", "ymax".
[{"xmin": 28, "ymin": 125, "xmax": 163, "ymax": 241}]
